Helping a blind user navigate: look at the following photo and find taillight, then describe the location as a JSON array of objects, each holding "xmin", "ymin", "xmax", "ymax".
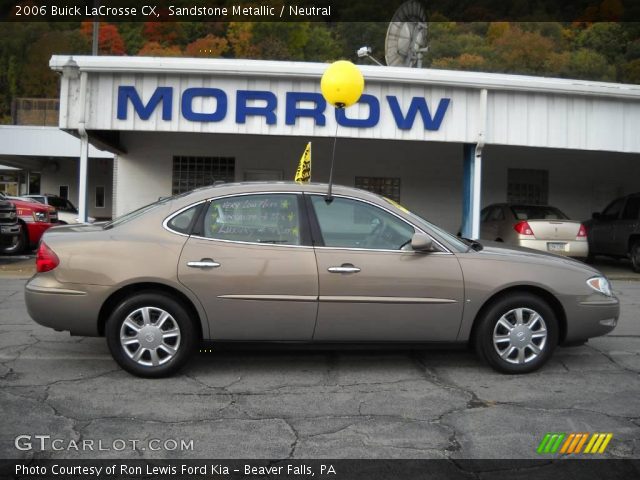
[
  {"xmin": 577, "ymin": 224, "xmax": 587, "ymax": 238},
  {"xmin": 36, "ymin": 242, "xmax": 59, "ymax": 273},
  {"xmin": 514, "ymin": 220, "xmax": 535, "ymax": 236}
]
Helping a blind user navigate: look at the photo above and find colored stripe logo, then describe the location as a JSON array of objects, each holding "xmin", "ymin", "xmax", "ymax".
[{"xmin": 537, "ymin": 433, "xmax": 612, "ymax": 454}]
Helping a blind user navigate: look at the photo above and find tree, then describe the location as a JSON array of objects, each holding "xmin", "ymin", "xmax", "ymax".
[
  {"xmin": 491, "ymin": 26, "xmax": 555, "ymax": 74},
  {"xmin": 137, "ymin": 41, "xmax": 182, "ymax": 57},
  {"xmin": 184, "ymin": 35, "xmax": 228, "ymax": 58},
  {"xmin": 80, "ymin": 22, "xmax": 126, "ymax": 55}
]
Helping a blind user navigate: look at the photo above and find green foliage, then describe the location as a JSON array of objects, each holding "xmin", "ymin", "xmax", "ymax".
[{"xmin": 1, "ymin": 20, "xmax": 640, "ymax": 125}]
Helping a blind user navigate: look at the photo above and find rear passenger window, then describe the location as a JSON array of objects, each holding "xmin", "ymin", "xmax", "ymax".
[
  {"xmin": 203, "ymin": 194, "xmax": 301, "ymax": 245},
  {"xmin": 167, "ymin": 204, "xmax": 200, "ymax": 234}
]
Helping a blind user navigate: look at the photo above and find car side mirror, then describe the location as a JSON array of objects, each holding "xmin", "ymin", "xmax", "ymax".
[
  {"xmin": 411, "ymin": 233, "xmax": 434, "ymax": 252},
  {"xmin": 592, "ymin": 212, "xmax": 601, "ymax": 219}
]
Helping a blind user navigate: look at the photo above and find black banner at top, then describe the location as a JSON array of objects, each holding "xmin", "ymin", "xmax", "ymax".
[{"xmin": 2, "ymin": 0, "xmax": 640, "ymax": 22}]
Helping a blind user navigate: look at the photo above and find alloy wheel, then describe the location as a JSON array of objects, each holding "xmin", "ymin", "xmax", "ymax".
[
  {"xmin": 492, "ymin": 307, "xmax": 548, "ymax": 365},
  {"xmin": 119, "ymin": 306, "xmax": 182, "ymax": 367}
]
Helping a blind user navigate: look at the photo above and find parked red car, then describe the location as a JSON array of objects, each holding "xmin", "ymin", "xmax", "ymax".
[{"xmin": 0, "ymin": 193, "xmax": 58, "ymax": 254}]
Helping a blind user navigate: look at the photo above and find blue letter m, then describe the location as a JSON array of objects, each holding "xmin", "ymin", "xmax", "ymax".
[
  {"xmin": 387, "ymin": 96, "xmax": 450, "ymax": 131},
  {"xmin": 117, "ymin": 86, "xmax": 173, "ymax": 120}
]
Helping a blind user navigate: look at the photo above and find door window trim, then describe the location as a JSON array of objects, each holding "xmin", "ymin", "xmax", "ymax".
[
  {"xmin": 163, "ymin": 192, "xmax": 313, "ymax": 249},
  {"xmin": 305, "ymin": 193, "xmax": 452, "ymax": 255}
]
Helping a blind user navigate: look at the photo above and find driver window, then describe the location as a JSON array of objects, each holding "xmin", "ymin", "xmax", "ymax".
[{"xmin": 311, "ymin": 196, "xmax": 414, "ymax": 250}]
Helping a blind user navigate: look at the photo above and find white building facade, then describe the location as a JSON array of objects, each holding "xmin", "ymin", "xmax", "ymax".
[{"xmin": 50, "ymin": 56, "xmax": 640, "ymax": 234}]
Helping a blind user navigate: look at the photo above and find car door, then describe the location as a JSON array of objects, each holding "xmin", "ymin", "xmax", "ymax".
[
  {"xmin": 618, "ymin": 196, "xmax": 640, "ymax": 255},
  {"xmin": 307, "ymin": 194, "xmax": 464, "ymax": 342},
  {"xmin": 591, "ymin": 197, "xmax": 625, "ymax": 255},
  {"xmin": 177, "ymin": 193, "xmax": 318, "ymax": 340}
]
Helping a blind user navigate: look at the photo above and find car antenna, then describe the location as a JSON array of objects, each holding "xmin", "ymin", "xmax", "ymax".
[
  {"xmin": 320, "ymin": 61, "xmax": 365, "ymax": 203},
  {"xmin": 326, "ymin": 119, "xmax": 341, "ymax": 203}
]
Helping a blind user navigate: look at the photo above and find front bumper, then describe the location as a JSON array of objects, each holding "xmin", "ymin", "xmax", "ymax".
[
  {"xmin": 25, "ymin": 274, "xmax": 111, "ymax": 336},
  {"xmin": 563, "ymin": 294, "xmax": 620, "ymax": 343},
  {"xmin": 0, "ymin": 223, "xmax": 21, "ymax": 245}
]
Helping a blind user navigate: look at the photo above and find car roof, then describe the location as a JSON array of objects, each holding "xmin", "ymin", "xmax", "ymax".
[{"xmin": 172, "ymin": 182, "xmax": 391, "ymax": 205}]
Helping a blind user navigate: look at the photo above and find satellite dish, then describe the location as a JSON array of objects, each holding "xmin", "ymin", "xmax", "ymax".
[{"xmin": 384, "ymin": 0, "xmax": 428, "ymax": 68}]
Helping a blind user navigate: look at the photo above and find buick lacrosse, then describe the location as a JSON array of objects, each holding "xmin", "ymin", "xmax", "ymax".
[{"xmin": 25, "ymin": 183, "xmax": 619, "ymax": 377}]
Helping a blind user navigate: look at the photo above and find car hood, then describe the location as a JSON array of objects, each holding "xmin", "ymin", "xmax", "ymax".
[{"xmin": 470, "ymin": 240, "xmax": 602, "ymax": 276}]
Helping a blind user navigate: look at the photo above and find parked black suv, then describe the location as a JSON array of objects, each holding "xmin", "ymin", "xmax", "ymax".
[
  {"xmin": 586, "ymin": 192, "xmax": 640, "ymax": 272},
  {"xmin": 0, "ymin": 199, "xmax": 22, "ymax": 254}
]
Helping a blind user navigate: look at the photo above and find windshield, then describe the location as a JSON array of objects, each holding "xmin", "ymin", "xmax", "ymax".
[
  {"xmin": 510, "ymin": 205, "xmax": 569, "ymax": 220},
  {"xmin": 48, "ymin": 197, "xmax": 77, "ymax": 212},
  {"xmin": 382, "ymin": 197, "xmax": 469, "ymax": 252}
]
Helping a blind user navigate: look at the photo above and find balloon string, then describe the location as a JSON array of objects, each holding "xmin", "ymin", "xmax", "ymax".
[{"xmin": 327, "ymin": 118, "xmax": 340, "ymax": 201}]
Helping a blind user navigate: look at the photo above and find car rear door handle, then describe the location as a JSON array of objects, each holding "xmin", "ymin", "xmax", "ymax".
[
  {"xmin": 187, "ymin": 259, "xmax": 221, "ymax": 268},
  {"xmin": 328, "ymin": 264, "xmax": 361, "ymax": 274}
]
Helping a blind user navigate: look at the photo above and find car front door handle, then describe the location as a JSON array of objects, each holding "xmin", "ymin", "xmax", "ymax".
[
  {"xmin": 328, "ymin": 264, "xmax": 361, "ymax": 274},
  {"xmin": 187, "ymin": 259, "xmax": 221, "ymax": 268}
]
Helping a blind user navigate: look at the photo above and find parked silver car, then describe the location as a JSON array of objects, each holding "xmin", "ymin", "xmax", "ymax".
[
  {"xmin": 480, "ymin": 203, "xmax": 588, "ymax": 259},
  {"xmin": 25, "ymin": 183, "xmax": 618, "ymax": 377}
]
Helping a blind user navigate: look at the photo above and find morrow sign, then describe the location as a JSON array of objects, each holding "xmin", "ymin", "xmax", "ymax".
[{"xmin": 116, "ymin": 86, "xmax": 451, "ymax": 130}]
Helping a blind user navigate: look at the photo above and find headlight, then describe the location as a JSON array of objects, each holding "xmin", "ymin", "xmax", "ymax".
[
  {"xmin": 587, "ymin": 276, "xmax": 612, "ymax": 297},
  {"xmin": 33, "ymin": 211, "xmax": 47, "ymax": 222}
]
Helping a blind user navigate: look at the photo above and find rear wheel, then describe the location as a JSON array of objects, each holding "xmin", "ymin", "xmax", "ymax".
[
  {"xmin": 631, "ymin": 242, "xmax": 640, "ymax": 273},
  {"xmin": 106, "ymin": 293, "xmax": 197, "ymax": 378},
  {"xmin": 474, "ymin": 293, "xmax": 558, "ymax": 374}
]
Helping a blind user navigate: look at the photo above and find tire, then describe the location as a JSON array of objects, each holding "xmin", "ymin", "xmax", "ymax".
[
  {"xmin": 631, "ymin": 242, "xmax": 640, "ymax": 273},
  {"xmin": 474, "ymin": 293, "xmax": 558, "ymax": 374},
  {"xmin": 0, "ymin": 225, "xmax": 27, "ymax": 255},
  {"xmin": 105, "ymin": 292, "xmax": 198, "ymax": 378}
]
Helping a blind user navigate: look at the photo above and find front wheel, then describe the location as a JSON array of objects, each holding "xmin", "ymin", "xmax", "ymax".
[
  {"xmin": 474, "ymin": 293, "xmax": 558, "ymax": 374},
  {"xmin": 630, "ymin": 242, "xmax": 640, "ymax": 273},
  {"xmin": 106, "ymin": 293, "xmax": 197, "ymax": 377}
]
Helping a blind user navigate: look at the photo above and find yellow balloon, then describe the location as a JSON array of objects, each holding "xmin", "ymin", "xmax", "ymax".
[{"xmin": 320, "ymin": 60, "xmax": 364, "ymax": 109}]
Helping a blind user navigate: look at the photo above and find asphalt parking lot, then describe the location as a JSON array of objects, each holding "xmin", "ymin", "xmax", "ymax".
[{"xmin": 0, "ymin": 256, "xmax": 639, "ymax": 460}]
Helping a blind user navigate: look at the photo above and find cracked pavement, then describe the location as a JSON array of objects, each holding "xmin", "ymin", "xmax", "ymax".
[{"xmin": 1, "ymin": 278, "xmax": 639, "ymax": 460}]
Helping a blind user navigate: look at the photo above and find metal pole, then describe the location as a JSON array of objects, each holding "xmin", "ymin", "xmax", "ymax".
[
  {"xmin": 78, "ymin": 136, "xmax": 89, "ymax": 222},
  {"xmin": 92, "ymin": 22, "xmax": 99, "ymax": 55},
  {"xmin": 92, "ymin": 0, "xmax": 100, "ymax": 55},
  {"xmin": 78, "ymin": 72, "xmax": 89, "ymax": 223}
]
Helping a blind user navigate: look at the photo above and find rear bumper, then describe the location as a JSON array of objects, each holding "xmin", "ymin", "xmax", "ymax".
[
  {"xmin": 519, "ymin": 239, "xmax": 589, "ymax": 258},
  {"xmin": 563, "ymin": 295, "xmax": 620, "ymax": 343},
  {"xmin": 25, "ymin": 275, "xmax": 110, "ymax": 336}
]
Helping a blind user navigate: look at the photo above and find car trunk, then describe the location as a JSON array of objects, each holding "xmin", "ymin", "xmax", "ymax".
[{"xmin": 527, "ymin": 220, "xmax": 582, "ymax": 240}]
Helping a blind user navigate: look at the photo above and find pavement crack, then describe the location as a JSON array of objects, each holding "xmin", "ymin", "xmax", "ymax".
[
  {"xmin": 586, "ymin": 343, "xmax": 640, "ymax": 375},
  {"xmin": 411, "ymin": 353, "xmax": 489, "ymax": 409}
]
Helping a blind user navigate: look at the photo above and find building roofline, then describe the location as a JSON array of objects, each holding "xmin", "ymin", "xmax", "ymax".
[{"xmin": 50, "ymin": 55, "xmax": 640, "ymax": 100}]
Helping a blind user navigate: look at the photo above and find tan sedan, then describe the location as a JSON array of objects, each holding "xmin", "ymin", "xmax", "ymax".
[
  {"xmin": 480, "ymin": 203, "xmax": 589, "ymax": 259},
  {"xmin": 25, "ymin": 183, "xmax": 618, "ymax": 377}
]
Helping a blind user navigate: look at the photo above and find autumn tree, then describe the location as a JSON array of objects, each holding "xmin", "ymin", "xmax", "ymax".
[
  {"xmin": 138, "ymin": 41, "xmax": 182, "ymax": 57},
  {"xmin": 185, "ymin": 35, "xmax": 228, "ymax": 57},
  {"xmin": 80, "ymin": 22, "xmax": 126, "ymax": 55}
]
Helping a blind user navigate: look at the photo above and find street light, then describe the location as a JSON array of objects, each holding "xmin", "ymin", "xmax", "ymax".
[{"xmin": 357, "ymin": 46, "xmax": 383, "ymax": 66}]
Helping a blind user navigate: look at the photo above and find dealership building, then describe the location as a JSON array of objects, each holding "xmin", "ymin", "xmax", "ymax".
[{"xmin": 11, "ymin": 55, "xmax": 640, "ymax": 235}]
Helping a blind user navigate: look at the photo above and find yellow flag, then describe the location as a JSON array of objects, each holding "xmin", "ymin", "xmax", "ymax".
[{"xmin": 294, "ymin": 142, "xmax": 311, "ymax": 183}]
